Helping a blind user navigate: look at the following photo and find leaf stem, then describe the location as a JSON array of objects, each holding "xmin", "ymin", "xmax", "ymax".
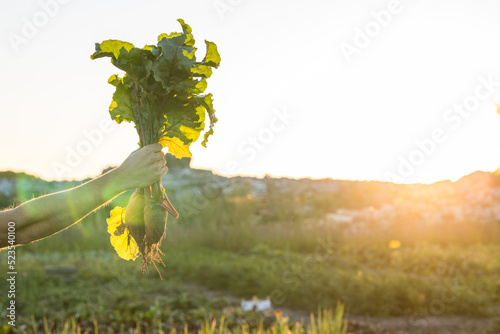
[{"xmin": 130, "ymin": 76, "xmax": 147, "ymax": 146}]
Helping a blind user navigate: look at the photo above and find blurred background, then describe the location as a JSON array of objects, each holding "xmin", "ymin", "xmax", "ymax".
[{"xmin": 1, "ymin": 0, "xmax": 500, "ymax": 333}]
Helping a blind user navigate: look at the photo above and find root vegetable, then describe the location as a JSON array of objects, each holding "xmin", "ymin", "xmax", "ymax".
[
  {"xmin": 144, "ymin": 201, "xmax": 168, "ymax": 245},
  {"xmin": 95, "ymin": 19, "xmax": 220, "ymax": 275},
  {"xmin": 125, "ymin": 188, "xmax": 146, "ymax": 250}
]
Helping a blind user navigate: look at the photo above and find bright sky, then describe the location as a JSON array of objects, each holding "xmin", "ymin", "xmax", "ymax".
[{"xmin": 2, "ymin": 0, "xmax": 500, "ymax": 184}]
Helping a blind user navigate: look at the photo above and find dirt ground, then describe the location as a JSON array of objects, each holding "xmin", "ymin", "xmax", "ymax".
[
  {"xmin": 264, "ymin": 307, "xmax": 496, "ymax": 334},
  {"xmin": 185, "ymin": 284, "xmax": 498, "ymax": 334}
]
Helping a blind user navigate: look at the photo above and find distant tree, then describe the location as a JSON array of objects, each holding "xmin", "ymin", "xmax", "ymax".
[
  {"xmin": 101, "ymin": 166, "xmax": 117, "ymax": 175},
  {"xmin": 0, "ymin": 192, "xmax": 11, "ymax": 210},
  {"xmin": 165, "ymin": 153, "xmax": 191, "ymax": 170}
]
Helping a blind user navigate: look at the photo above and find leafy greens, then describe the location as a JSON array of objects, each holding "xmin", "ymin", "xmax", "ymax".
[{"xmin": 91, "ymin": 19, "xmax": 220, "ymax": 266}]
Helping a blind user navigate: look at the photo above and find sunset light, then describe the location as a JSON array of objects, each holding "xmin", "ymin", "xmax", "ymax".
[
  {"xmin": 2, "ymin": 1, "xmax": 500, "ymax": 184},
  {"xmin": 2, "ymin": 1, "xmax": 500, "ymax": 333}
]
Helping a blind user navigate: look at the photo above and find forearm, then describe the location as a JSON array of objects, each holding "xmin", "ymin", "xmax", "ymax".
[
  {"xmin": 0, "ymin": 143, "xmax": 166, "ymax": 250},
  {"xmin": 1, "ymin": 167, "xmax": 129, "ymax": 248}
]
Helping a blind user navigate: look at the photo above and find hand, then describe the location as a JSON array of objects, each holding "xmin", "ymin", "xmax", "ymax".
[{"xmin": 114, "ymin": 143, "xmax": 168, "ymax": 190}]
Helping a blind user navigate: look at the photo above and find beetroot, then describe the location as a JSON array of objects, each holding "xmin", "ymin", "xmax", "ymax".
[
  {"xmin": 144, "ymin": 201, "xmax": 168, "ymax": 245},
  {"xmin": 124, "ymin": 188, "xmax": 146, "ymax": 251},
  {"xmin": 94, "ymin": 20, "xmax": 220, "ymax": 276}
]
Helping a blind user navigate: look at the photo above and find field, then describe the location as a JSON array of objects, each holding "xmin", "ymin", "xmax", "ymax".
[
  {"xmin": 2, "ymin": 0, "xmax": 500, "ymax": 332},
  {"xmin": 2, "ymin": 183, "xmax": 500, "ymax": 333}
]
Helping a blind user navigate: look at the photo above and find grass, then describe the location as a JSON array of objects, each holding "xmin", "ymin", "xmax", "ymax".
[
  {"xmin": 158, "ymin": 243, "xmax": 497, "ymax": 316},
  {"xmin": 1, "ymin": 189, "xmax": 500, "ymax": 332},
  {"xmin": 0, "ymin": 306, "xmax": 347, "ymax": 334},
  {"xmin": 1, "ymin": 225, "xmax": 498, "ymax": 324}
]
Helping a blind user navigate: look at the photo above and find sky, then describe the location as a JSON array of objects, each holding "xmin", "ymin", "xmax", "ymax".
[{"xmin": 2, "ymin": 0, "xmax": 500, "ymax": 184}]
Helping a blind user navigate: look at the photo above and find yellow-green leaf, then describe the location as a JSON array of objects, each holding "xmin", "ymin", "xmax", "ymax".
[
  {"xmin": 92, "ymin": 19, "xmax": 219, "ymax": 158},
  {"xmin": 157, "ymin": 32, "xmax": 182, "ymax": 42},
  {"xmin": 107, "ymin": 207, "xmax": 139, "ymax": 261},
  {"xmin": 191, "ymin": 65, "xmax": 213, "ymax": 78},
  {"xmin": 91, "ymin": 40, "xmax": 134, "ymax": 60},
  {"xmin": 159, "ymin": 136, "xmax": 192, "ymax": 158},
  {"xmin": 108, "ymin": 74, "xmax": 135, "ymax": 124},
  {"xmin": 202, "ymin": 40, "xmax": 221, "ymax": 68},
  {"xmin": 178, "ymin": 18, "xmax": 195, "ymax": 47}
]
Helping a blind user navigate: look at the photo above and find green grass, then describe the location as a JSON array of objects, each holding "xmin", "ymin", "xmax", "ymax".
[
  {"xmin": 1, "ymin": 305, "xmax": 347, "ymax": 334},
  {"xmin": 157, "ymin": 244, "xmax": 497, "ymax": 316},
  {"xmin": 2, "ymin": 224, "xmax": 499, "ymax": 322},
  {"xmin": 1, "ymin": 192, "xmax": 500, "ymax": 331}
]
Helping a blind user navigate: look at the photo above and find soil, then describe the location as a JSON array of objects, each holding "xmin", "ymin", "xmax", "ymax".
[{"xmin": 182, "ymin": 284, "xmax": 498, "ymax": 334}]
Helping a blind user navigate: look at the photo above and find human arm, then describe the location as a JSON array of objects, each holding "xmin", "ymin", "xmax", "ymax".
[{"xmin": 0, "ymin": 143, "xmax": 167, "ymax": 250}]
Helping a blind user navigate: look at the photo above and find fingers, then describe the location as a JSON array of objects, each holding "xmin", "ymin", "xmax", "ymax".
[
  {"xmin": 143, "ymin": 144, "xmax": 164, "ymax": 164},
  {"xmin": 148, "ymin": 153, "xmax": 165, "ymax": 167},
  {"xmin": 143, "ymin": 149, "xmax": 165, "ymax": 164},
  {"xmin": 159, "ymin": 165, "xmax": 168, "ymax": 177},
  {"xmin": 147, "ymin": 143, "xmax": 163, "ymax": 152},
  {"xmin": 137, "ymin": 143, "xmax": 166, "ymax": 175},
  {"xmin": 156, "ymin": 151, "xmax": 165, "ymax": 161},
  {"xmin": 152, "ymin": 157, "xmax": 167, "ymax": 179},
  {"xmin": 157, "ymin": 158, "xmax": 166, "ymax": 168}
]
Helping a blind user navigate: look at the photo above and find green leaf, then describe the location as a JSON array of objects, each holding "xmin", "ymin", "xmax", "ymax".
[
  {"xmin": 201, "ymin": 93, "xmax": 217, "ymax": 147},
  {"xmin": 202, "ymin": 41, "xmax": 221, "ymax": 68},
  {"xmin": 192, "ymin": 64, "xmax": 213, "ymax": 78},
  {"xmin": 157, "ymin": 31, "xmax": 182, "ymax": 42},
  {"xmin": 112, "ymin": 47, "xmax": 154, "ymax": 84},
  {"xmin": 91, "ymin": 19, "xmax": 220, "ymax": 159},
  {"xmin": 107, "ymin": 206, "xmax": 139, "ymax": 261},
  {"xmin": 189, "ymin": 79, "xmax": 207, "ymax": 94},
  {"xmin": 108, "ymin": 74, "xmax": 136, "ymax": 124},
  {"xmin": 91, "ymin": 40, "xmax": 134, "ymax": 60},
  {"xmin": 158, "ymin": 136, "xmax": 192, "ymax": 158},
  {"xmin": 152, "ymin": 35, "xmax": 197, "ymax": 93},
  {"xmin": 93, "ymin": 19, "xmax": 222, "ymax": 262},
  {"xmin": 177, "ymin": 18, "xmax": 195, "ymax": 47},
  {"xmin": 155, "ymin": 96, "xmax": 207, "ymax": 158},
  {"xmin": 108, "ymin": 74, "xmax": 123, "ymax": 87}
]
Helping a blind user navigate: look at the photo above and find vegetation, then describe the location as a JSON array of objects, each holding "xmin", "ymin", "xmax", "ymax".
[
  {"xmin": 1, "ymin": 169, "xmax": 500, "ymax": 332},
  {"xmin": 90, "ymin": 18, "xmax": 220, "ymax": 267}
]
